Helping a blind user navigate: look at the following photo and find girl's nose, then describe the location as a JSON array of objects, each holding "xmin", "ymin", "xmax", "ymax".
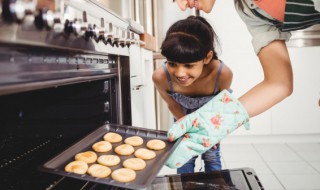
[{"xmin": 174, "ymin": 67, "xmax": 187, "ymax": 77}]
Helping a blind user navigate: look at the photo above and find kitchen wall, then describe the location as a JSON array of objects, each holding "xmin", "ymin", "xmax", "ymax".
[{"xmin": 99, "ymin": 1, "xmax": 320, "ymax": 137}]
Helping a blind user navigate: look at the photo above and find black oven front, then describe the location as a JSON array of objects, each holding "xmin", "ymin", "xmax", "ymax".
[{"xmin": 0, "ymin": 0, "xmax": 136, "ymax": 189}]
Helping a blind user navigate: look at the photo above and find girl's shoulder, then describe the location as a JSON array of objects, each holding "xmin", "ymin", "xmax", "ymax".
[
  {"xmin": 152, "ymin": 65, "xmax": 166, "ymax": 83},
  {"xmin": 152, "ymin": 66, "xmax": 170, "ymax": 91}
]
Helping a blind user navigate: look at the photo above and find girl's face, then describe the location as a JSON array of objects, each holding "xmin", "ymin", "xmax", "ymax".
[
  {"xmin": 166, "ymin": 60, "xmax": 205, "ymax": 87},
  {"xmin": 175, "ymin": 0, "xmax": 216, "ymax": 13}
]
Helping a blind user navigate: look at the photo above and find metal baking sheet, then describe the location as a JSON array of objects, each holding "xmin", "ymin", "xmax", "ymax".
[{"xmin": 40, "ymin": 124, "xmax": 181, "ymax": 189}]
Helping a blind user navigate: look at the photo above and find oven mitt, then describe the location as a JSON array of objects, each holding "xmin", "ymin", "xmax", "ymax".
[{"xmin": 166, "ymin": 89, "xmax": 250, "ymax": 168}]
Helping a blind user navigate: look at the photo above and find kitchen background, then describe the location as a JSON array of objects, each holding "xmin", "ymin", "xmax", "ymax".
[
  {"xmin": 102, "ymin": 1, "xmax": 320, "ymax": 190},
  {"xmin": 104, "ymin": 0, "xmax": 320, "ymax": 138},
  {"xmin": 1, "ymin": 0, "xmax": 319, "ymax": 189}
]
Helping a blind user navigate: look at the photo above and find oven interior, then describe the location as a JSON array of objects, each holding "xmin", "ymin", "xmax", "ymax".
[{"xmin": 0, "ymin": 78, "xmax": 121, "ymax": 190}]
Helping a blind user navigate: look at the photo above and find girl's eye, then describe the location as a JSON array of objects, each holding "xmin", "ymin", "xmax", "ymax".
[
  {"xmin": 185, "ymin": 64, "xmax": 193, "ymax": 68},
  {"xmin": 167, "ymin": 62, "xmax": 176, "ymax": 67}
]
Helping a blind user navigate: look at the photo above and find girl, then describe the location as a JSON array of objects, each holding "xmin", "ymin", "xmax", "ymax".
[
  {"xmin": 174, "ymin": 0, "xmax": 320, "ymax": 118},
  {"xmin": 152, "ymin": 16, "xmax": 233, "ymax": 173}
]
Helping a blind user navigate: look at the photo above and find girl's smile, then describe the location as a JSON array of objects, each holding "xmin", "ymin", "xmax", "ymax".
[{"xmin": 175, "ymin": 76, "xmax": 192, "ymax": 85}]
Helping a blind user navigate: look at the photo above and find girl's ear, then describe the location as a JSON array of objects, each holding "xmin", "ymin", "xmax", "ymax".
[{"xmin": 203, "ymin": 51, "xmax": 213, "ymax": 64}]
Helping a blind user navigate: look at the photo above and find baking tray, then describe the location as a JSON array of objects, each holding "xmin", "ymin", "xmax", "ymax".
[{"xmin": 40, "ymin": 124, "xmax": 182, "ymax": 190}]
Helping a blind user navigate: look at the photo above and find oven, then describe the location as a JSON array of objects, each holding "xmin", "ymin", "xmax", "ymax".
[{"xmin": 0, "ymin": 0, "xmax": 137, "ymax": 189}]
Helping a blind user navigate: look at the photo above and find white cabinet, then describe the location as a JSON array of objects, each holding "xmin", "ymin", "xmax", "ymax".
[
  {"xmin": 130, "ymin": 46, "xmax": 157, "ymax": 130},
  {"xmin": 141, "ymin": 49, "xmax": 157, "ymax": 130},
  {"xmin": 271, "ymin": 47, "xmax": 320, "ymax": 134}
]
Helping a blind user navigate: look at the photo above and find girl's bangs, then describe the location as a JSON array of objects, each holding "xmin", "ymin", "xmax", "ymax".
[{"xmin": 161, "ymin": 35, "xmax": 207, "ymax": 63}]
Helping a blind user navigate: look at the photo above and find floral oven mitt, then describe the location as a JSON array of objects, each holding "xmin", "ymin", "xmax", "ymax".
[{"xmin": 166, "ymin": 90, "xmax": 250, "ymax": 168}]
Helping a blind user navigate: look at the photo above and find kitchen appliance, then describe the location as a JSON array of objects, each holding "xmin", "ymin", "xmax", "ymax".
[{"xmin": 0, "ymin": 0, "xmax": 140, "ymax": 189}]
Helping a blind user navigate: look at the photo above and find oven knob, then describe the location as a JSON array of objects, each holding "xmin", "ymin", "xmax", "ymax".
[
  {"xmin": 85, "ymin": 24, "xmax": 98, "ymax": 39},
  {"xmin": 1, "ymin": 0, "xmax": 37, "ymax": 23},
  {"xmin": 2, "ymin": 0, "xmax": 15, "ymax": 22},
  {"xmin": 119, "ymin": 30, "xmax": 126, "ymax": 48},
  {"xmin": 34, "ymin": 8, "xmax": 54, "ymax": 29},
  {"xmin": 78, "ymin": 11, "xmax": 88, "ymax": 35},
  {"xmin": 126, "ymin": 31, "xmax": 132, "ymax": 48},
  {"xmin": 72, "ymin": 18, "xmax": 83, "ymax": 36},
  {"xmin": 112, "ymin": 26, "xmax": 120, "ymax": 47},
  {"xmin": 52, "ymin": 15, "xmax": 63, "ymax": 33},
  {"xmin": 104, "ymin": 22, "xmax": 114, "ymax": 46},
  {"xmin": 95, "ymin": 17, "xmax": 106, "ymax": 42},
  {"xmin": 64, "ymin": 19, "xmax": 75, "ymax": 34}
]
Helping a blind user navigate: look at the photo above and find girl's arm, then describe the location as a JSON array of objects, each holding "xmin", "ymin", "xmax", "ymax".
[
  {"xmin": 239, "ymin": 40, "xmax": 293, "ymax": 117},
  {"xmin": 152, "ymin": 68, "xmax": 186, "ymax": 120}
]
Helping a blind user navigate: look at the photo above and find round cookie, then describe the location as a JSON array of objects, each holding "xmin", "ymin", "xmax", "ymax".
[
  {"xmin": 65, "ymin": 160, "xmax": 88, "ymax": 174},
  {"xmin": 134, "ymin": 148, "xmax": 156, "ymax": 160},
  {"xmin": 146, "ymin": 139, "xmax": 166, "ymax": 150},
  {"xmin": 123, "ymin": 158, "xmax": 146, "ymax": 171},
  {"xmin": 115, "ymin": 144, "xmax": 135, "ymax": 156},
  {"xmin": 124, "ymin": 136, "xmax": 143, "ymax": 146},
  {"xmin": 92, "ymin": 141, "xmax": 112, "ymax": 153},
  {"xmin": 103, "ymin": 132, "xmax": 122, "ymax": 143},
  {"xmin": 111, "ymin": 168, "xmax": 136, "ymax": 183},
  {"xmin": 75, "ymin": 151, "xmax": 97, "ymax": 163},
  {"xmin": 97, "ymin": 155, "xmax": 121, "ymax": 167},
  {"xmin": 87, "ymin": 164, "xmax": 111, "ymax": 178}
]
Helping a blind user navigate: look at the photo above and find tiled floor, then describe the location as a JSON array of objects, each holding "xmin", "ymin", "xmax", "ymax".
[{"xmin": 158, "ymin": 142, "xmax": 320, "ymax": 190}]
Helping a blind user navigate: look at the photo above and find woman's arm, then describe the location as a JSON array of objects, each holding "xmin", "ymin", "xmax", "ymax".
[
  {"xmin": 239, "ymin": 40, "xmax": 293, "ymax": 117},
  {"xmin": 152, "ymin": 68, "xmax": 186, "ymax": 120}
]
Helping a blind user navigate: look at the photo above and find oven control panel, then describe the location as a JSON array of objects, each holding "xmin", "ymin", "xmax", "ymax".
[{"xmin": 0, "ymin": 0, "xmax": 141, "ymax": 56}]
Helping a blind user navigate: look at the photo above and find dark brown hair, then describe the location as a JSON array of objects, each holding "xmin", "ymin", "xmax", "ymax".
[{"xmin": 161, "ymin": 16, "xmax": 220, "ymax": 63}]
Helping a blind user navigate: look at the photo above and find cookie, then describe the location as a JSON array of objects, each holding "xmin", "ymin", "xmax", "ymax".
[
  {"xmin": 87, "ymin": 164, "xmax": 111, "ymax": 178},
  {"xmin": 146, "ymin": 139, "xmax": 166, "ymax": 150},
  {"xmin": 97, "ymin": 155, "xmax": 121, "ymax": 167},
  {"xmin": 111, "ymin": 168, "xmax": 136, "ymax": 183},
  {"xmin": 123, "ymin": 158, "xmax": 146, "ymax": 171},
  {"xmin": 134, "ymin": 148, "xmax": 156, "ymax": 160},
  {"xmin": 92, "ymin": 141, "xmax": 112, "ymax": 153},
  {"xmin": 114, "ymin": 144, "xmax": 135, "ymax": 156},
  {"xmin": 103, "ymin": 132, "xmax": 122, "ymax": 143},
  {"xmin": 75, "ymin": 151, "xmax": 97, "ymax": 164},
  {"xmin": 65, "ymin": 160, "xmax": 88, "ymax": 174},
  {"xmin": 124, "ymin": 136, "xmax": 143, "ymax": 146}
]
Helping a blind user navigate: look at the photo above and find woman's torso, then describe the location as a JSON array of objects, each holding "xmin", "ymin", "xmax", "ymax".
[{"xmin": 239, "ymin": 0, "xmax": 320, "ymax": 31}]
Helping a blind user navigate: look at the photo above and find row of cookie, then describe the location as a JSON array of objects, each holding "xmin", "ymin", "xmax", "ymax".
[
  {"xmin": 104, "ymin": 132, "xmax": 167, "ymax": 150},
  {"xmin": 65, "ymin": 159, "xmax": 142, "ymax": 182},
  {"xmin": 72, "ymin": 146, "xmax": 157, "ymax": 166}
]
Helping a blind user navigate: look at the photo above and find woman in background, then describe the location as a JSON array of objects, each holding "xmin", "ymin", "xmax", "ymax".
[{"xmin": 174, "ymin": 0, "xmax": 320, "ymax": 118}]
